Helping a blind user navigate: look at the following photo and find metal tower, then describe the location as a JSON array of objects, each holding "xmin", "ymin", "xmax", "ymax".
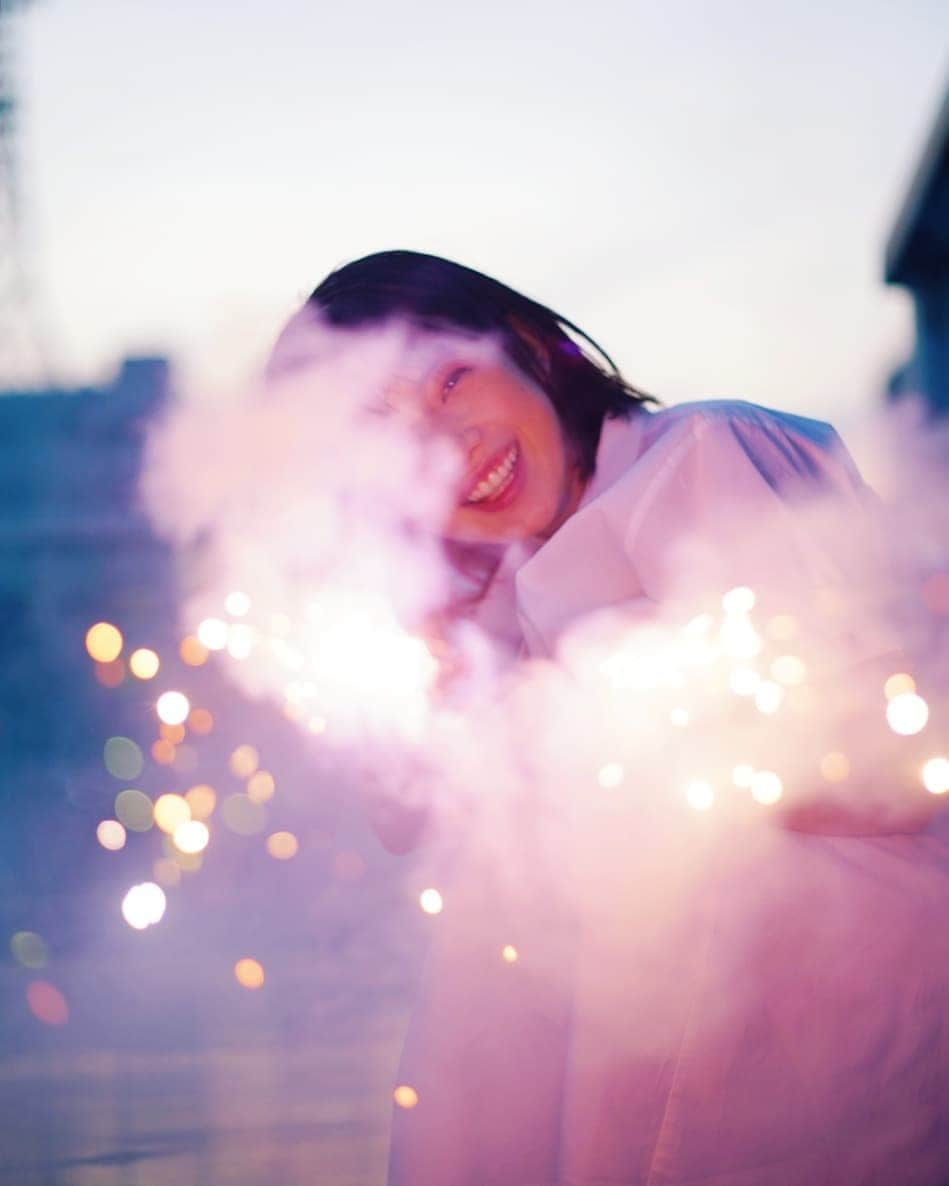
[{"xmin": 0, "ymin": 0, "xmax": 49, "ymax": 388}]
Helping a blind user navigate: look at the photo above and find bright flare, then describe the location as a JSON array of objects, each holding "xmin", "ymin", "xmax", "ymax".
[
  {"xmin": 750, "ymin": 770, "xmax": 783, "ymax": 805},
  {"xmin": 419, "ymin": 888, "xmax": 443, "ymax": 915},
  {"xmin": 156, "ymin": 691, "xmax": 190, "ymax": 726},
  {"xmin": 685, "ymin": 780, "xmax": 715, "ymax": 812},
  {"xmin": 722, "ymin": 586, "xmax": 756, "ymax": 615},
  {"xmin": 922, "ymin": 757, "xmax": 949, "ymax": 795},
  {"xmin": 197, "ymin": 618, "xmax": 229, "ymax": 651},
  {"xmin": 886, "ymin": 692, "xmax": 929, "ymax": 736},
  {"xmin": 173, "ymin": 819, "xmax": 210, "ymax": 854},
  {"xmin": 225, "ymin": 591, "xmax": 252, "ymax": 617},
  {"xmin": 501, "ymin": 945, "xmax": 519, "ymax": 964},
  {"xmin": 121, "ymin": 882, "xmax": 167, "ymax": 930}
]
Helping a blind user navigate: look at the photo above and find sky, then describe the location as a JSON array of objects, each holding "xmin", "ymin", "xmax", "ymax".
[{"xmin": 10, "ymin": 0, "xmax": 949, "ymax": 419}]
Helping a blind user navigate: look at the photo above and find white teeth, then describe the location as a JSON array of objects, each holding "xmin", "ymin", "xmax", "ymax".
[{"xmin": 466, "ymin": 445, "xmax": 518, "ymax": 504}]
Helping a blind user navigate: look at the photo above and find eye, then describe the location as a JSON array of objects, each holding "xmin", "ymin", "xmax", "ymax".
[{"xmin": 440, "ymin": 366, "xmax": 471, "ymax": 401}]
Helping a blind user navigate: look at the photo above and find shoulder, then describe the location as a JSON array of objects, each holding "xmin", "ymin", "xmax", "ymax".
[{"xmin": 600, "ymin": 399, "xmax": 863, "ymax": 498}]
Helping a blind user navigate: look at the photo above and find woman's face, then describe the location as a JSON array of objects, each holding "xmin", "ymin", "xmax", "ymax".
[{"xmin": 379, "ymin": 330, "xmax": 584, "ymax": 544}]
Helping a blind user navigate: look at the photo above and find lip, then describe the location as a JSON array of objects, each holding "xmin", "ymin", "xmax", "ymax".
[{"xmin": 460, "ymin": 442, "xmax": 522, "ymax": 512}]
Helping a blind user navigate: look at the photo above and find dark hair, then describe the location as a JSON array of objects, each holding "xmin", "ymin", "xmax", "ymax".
[{"xmin": 303, "ymin": 249, "xmax": 657, "ymax": 480}]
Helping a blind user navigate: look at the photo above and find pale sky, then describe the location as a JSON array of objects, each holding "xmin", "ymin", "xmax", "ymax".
[{"xmin": 13, "ymin": 0, "xmax": 949, "ymax": 418}]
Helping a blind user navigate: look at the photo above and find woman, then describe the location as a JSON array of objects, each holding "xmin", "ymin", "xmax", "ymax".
[{"xmin": 273, "ymin": 251, "xmax": 949, "ymax": 1185}]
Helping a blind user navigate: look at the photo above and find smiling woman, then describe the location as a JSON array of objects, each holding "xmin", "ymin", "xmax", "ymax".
[{"xmin": 265, "ymin": 250, "xmax": 949, "ymax": 1186}]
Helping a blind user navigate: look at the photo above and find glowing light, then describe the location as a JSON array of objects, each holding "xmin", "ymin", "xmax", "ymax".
[
  {"xmin": 597, "ymin": 762, "xmax": 624, "ymax": 789},
  {"xmin": 153, "ymin": 793, "xmax": 191, "ymax": 834},
  {"xmin": 685, "ymin": 780, "xmax": 715, "ymax": 812},
  {"xmin": 886, "ymin": 692, "xmax": 929, "ymax": 736},
  {"xmin": 160, "ymin": 722, "xmax": 186, "ymax": 744},
  {"xmin": 266, "ymin": 831, "xmax": 299, "ymax": 860},
  {"xmin": 922, "ymin": 758, "xmax": 949, "ymax": 795},
  {"xmin": 114, "ymin": 788, "xmax": 153, "ymax": 831},
  {"xmin": 684, "ymin": 613, "xmax": 715, "ymax": 635},
  {"xmin": 185, "ymin": 784, "xmax": 216, "ymax": 819},
  {"xmin": 819, "ymin": 752, "xmax": 850, "ymax": 782},
  {"xmin": 153, "ymin": 858, "xmax": 181, "ymax": 887},
  {"xmin": 227, "ymin": 623, "xmax": 256, "ymax": 660},
  {"xmin": 197, "ymin": 617, "xmax": 229, "ymax": 651},
  {"xmin": 94, "ymin": 659, "xmax": 125, "ymax": 688},
  {"xmin": 10, "ymin": 932, "xmax": 48, "ymax": 969},
  {"xmin": 246, "ymin": 770, "xmax": 275, "ymax": 803},
  {"xmin": 729, "ymin": 666, "xmax": 761, "ymax": 696},
  {"xmin": 150, "ymin": 739, "xmax": 176, "ymax": 765},
  {"xmin": 234, "ymin": 958, "xmax": 265, "ymax": 989},
  {"xmin": 884, "ymin": 672, "xmax": 916, "ymax": 700},
  {"xmin": 732, "ymin": 764, "xmax": 755, "ymax": 788},
  {"xmin": 85, "ymin": 622, "xmax": 123, "ymax": 663},
  {"xmin": 156, "ymin": 691, "xmax": 190, "ymax": 726},
  {"xmin": 719, "ymin": 617, "xmax": 762, "ymax": 660},
  {"xmin": 229, "ymin": 745, "xmax": 259, "ymax": 779},
  {"xmin": 188, "ymin": 707, "xmax": 214, "ymax": 734},
  {"xmin": 754, "ymin": 681, "xmax": 784, "ymax": 715},
  {"xmin": 128, "ymin": 648, "xmax": 160, "ymax": 679},
  {"xmin": 179, "ymin": 635, "xmax": 209, "ymax": 666},
  {"xmin": 173, "ymin": 819, "xmax": 210, "ymax": 854},
  {"xmin": 750, "ymin": 770, "xmax": 783, "ymax": 805},
  {"xmin": 393, "ymin": 1085, "xmax": 419, "ymax": 1109},
  {"xmin": 771, "ymin": 655, "xmax": 807, "ymax": 685},
  {"xmin": 766, "ymin": 613, "xmax": 797, "ymax": 641},
  {"xmin": 307, "ymin": 715, "xmax": 328, "ymax": 734},
  {"xmin": 501, "ymin": 944, "xmax": 519, "ymax": 964},
  {"xmin": 225, "ymin": 591, "xmax": 252, "ymax": 617},
  {"xmin": 96, "ymin": 819, "xmax": 127, "ymax": 850},
  {"xmin": 670, "ymin": 707, "xmax": 690, "ymax": 727},
  {"xmin": 722, "ymin": 586, "xmax": 755, "ymax": 615},
  {"xmin": 26, "ymin": 981, "xmax": 68, "ymax": 1026},
  {"xmin": 220, "ymin": 794, "xmax": 267, "ymax": 836},
  {"xmin": 121, "ymin": 882, "xmax": 166, "ymax": 930},
  {"xmin": 419, "ymin": 888, "xmax": 443, "ymax": 915}
]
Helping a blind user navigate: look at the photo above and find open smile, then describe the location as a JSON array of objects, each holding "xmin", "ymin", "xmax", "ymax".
[{"xmin": 462, "ymin": 443, "xmax": 520, "ymax": 509}]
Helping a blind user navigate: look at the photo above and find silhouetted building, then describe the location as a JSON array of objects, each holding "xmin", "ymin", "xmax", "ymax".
[
  {"xmin": 885, "ymin": 83, "xmax": 949, "ymax": 415},
  {"xmin": 0, "ymin": 357, "xmax": 176, "ymax": 896}
]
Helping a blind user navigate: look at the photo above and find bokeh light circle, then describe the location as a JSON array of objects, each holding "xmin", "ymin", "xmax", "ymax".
[
  {"xmin": 886, "ymin": 692, "xmax": 929, "ymax": 736},
  {"xmin": 103, "ymin": 737, "xmax": 144, "ymax": 781},
  {"xmin": 234, "ymin": 958, "xmax": 265, "ymax": 989},
  {"xmin": 96, "ymin": 819, "xmax": 127, "ymax": 850},
  {"xmin": 129, "ymin": 648, "xmax": 160, "ymax": 680},
  {"xmin": 156, "ymin": 691, "xmax": 190, "ymax": 726},
  {"xmin": 85, "ymin": 622, "xmax": 123, "ymax": 663},
  {"xmin": 922, "ymin": 757, "xmax": 949, "ymax": 795},
  {"xmin": 173, "ymin": 819, "xmax": 210, "ymax": 854},
  {"xmin": 10, "ymin": 931, "xmax": 48, "ymax": 969},
  {"xmin": 153, "ymin": 794, "xmax": 191, "ymax": 834},
  {"xmin": 419, "ymin": 888, "xmax": 443, "ymax": 915},
  {"xmin": 121, "ymin": 882, "xmax": 166, "ymax": 930}
]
